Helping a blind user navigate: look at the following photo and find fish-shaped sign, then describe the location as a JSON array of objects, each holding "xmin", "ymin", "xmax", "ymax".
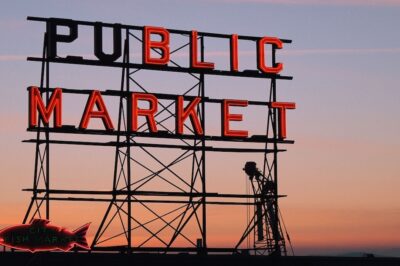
[{"xmin": 0, "ymin": 219, "xmax": 90, "ymax": 252}]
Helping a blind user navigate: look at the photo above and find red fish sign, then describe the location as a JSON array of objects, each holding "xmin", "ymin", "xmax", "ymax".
[{"xmin": 0, "ymin": 219, "xmax": 90, "ymax": 252}]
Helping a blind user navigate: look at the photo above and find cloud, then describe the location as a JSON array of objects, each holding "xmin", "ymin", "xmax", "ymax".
[
  {"xmin": 0, "ymin": 19, "xmax": 26, "ymax": 30},
  {"xmin": 0, "ymin": 55, "xmax": 28, "ymax": 61},
  {"xmin": 141, "ymin": 47, "xmax": 400, "ymax": 58},
  {"xmin": 2, "ymin": 47, "xmax": 400, "ymax": 62},
  {"xmin": 173, "ymin": 47, "xmax": 400, "ymax": 57},
  {"xmin": 217, "ymin": 0, "xmax": 400, "ymax": 7},
  {"xmin": 281, "ymin": 47, "xmax": 400, "ymax": 55}
]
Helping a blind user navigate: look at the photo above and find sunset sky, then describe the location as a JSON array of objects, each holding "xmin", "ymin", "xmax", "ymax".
[{"xmin": 0, "ymin": 0, "xmax": 399, "ymax": 256}]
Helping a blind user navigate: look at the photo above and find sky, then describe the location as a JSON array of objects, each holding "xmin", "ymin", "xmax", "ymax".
[{"xmin": 0, "ymin": 0, "xmax": 400, "ymax": 257}]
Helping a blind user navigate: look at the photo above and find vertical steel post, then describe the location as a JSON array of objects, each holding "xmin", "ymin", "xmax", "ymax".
[
  {"xmin": 200, "ymin": 36, "xmax": 207, "ymax": 253},
  {"xmin": 23, "ymin": 32, "xmax": 48, "ymax": 224},
  {"xmin": 125, "ymin": 30, "xmax": 132, "ymax": 251},
  {"xmin": 45, "ymin": 25, "xmax": 50, "ymax": 220}
]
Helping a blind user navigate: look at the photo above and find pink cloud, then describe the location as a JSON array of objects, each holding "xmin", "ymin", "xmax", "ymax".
[
  {"xmin": 2, "ymin": 47, "xmax": 400, "ymax": 62},
  {"xmin": 217, "ymin": 0, "xmax": 400, "ymax": 6},
  {"xmin": 0, "ymin": 55, "xmax": 29, "ymax": 61},
  {"xmin": 172, "ymin": 47, "xmax": 400, "ymax": 57},
  {"xmin": 0, "ymin": 19, "xmax": 26, "ymax": 30},
  {"xmin": 281, "ymin": 47, "xmax": 400, "ymax": 55}
]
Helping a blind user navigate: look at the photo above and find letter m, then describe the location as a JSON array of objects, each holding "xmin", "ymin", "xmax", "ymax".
[{"xmin": 29, "ymin": 86, "xmax": 62, "ymax": 128}]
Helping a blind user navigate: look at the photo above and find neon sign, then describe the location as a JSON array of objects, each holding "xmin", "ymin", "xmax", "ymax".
[
  {"xmin": 45, "ymin": 19, "xmax": 283, "ymax": 74},
  {"xmin": 29, "ymin": 87, "xmax": 295, "ymax": 139},
  {"xmin": 27, "ymin": 18, "xmax": 296, "ymax": 139},
  {"xmin": 0, "ymin": 219, "xmax": 90, "ymax": 252},
  {"xmin": 23, "ymin": 17, "xmax": 295, "ymax": 255}
]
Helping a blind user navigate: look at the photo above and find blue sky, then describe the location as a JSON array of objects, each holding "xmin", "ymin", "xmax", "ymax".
[{"xmin": 0, "ymin": 0, "xmax": 400, "ymax": 256}]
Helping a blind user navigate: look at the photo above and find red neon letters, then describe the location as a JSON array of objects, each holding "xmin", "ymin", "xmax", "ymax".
[
  {"xmin": 131, "ymin": 93, "xmax": 159, "ymax": 133},
  {"xmin": 29, "ymin": 86, "xmax": 62, "ymax": 128},
  {"xmin": 222, "ymin": 99, "xmax": 249, "ymax": 138},
  {"xmin": 48, "ymin": 20, "xmax": 286, "ymax": 74},
  {"xmin": 139, "ymin": 27, "xmax": 282, "ymax": 73},
  {"xmin": 28, "ymin": 88, "xmax": 295, "ymax": 139},
  {"xmin": 190, "ymin": 31, "xmax": 215, "ymax": 69},
  {"xmin": 271, "ymin": 102, "xmax": 296, "ymax": 139},
  {"xmin": 257, "ymin": 37, "xmax": 283, "ymax": 74},
  {"xmin": 80, "ymin": 90, "xmax": 114, "ymax": 130},
  {"xmin": 176, "ymin": 96, "xmax": 203, "ymax": 135},
  {"xmin": 143, "ymin": 26, "xmax": 170, "ymax": 65},
  {"xmin": 230, "ymin": 34, "xmax": 239, "ymax": 72}
]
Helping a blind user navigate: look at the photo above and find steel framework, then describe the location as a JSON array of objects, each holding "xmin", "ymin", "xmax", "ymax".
[{"xmin": 23, "ymin": 17, "xmax": 294, "ymax": 256}]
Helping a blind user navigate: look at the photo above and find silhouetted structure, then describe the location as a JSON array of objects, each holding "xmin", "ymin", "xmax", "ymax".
[
  {"xmin": 22, "ymin": 17, "xmax": 294, "ymax": 256},
  {"xmin": 237, "ymin": 161, "xmax": 291, "ymax": 255},
  {"xmin": 1, "ymin": 252, "xmax": 400, "ymax": 266}
]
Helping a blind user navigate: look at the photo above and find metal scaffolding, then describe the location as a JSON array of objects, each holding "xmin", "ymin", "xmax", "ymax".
[{"xmin": 23, "ymin": 17, "xmax": 294, "ymax": 256}]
